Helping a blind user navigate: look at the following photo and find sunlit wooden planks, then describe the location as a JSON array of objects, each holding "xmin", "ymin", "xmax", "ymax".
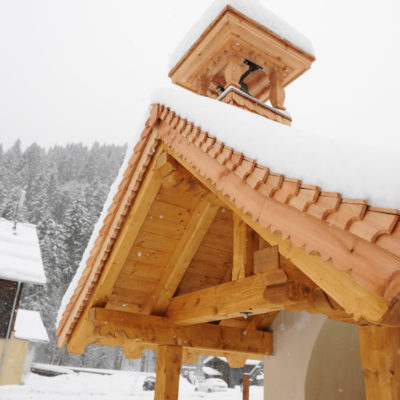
[
  {"xmin": 143, "ymin": 199, "xmax": 219, "ymax": 315},
  {"xmin": 65, "ymin": 148, "xmax": 174, "ymax": 351},
  {"xmin": 359, "ymin": 326, "xmax": 400, "ymax": 400},
  {"xmin": 177, "ymin": 207, "xmax": 233, "ymax": 295}
]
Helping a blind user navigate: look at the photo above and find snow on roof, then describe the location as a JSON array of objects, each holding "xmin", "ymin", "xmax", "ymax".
[
  {"xmin": 152, "ymin": 87, "xmax": 400, "ymax": 210},
  {"xmin": 57, "ymin": 84, "xmax": 399, "ymax": 333},
  {"xmin": 203, "ymin": 366, "xmax": 222, "ymax": 376},
  {"xmin": 169, "ymin": 0, "xmax": 314, "ymax": 70},
  {"xmin": 204, "ymin": 356, "xmax": 260, "ymax": 366},
  {"xmin": 14, "ymin": 309, "xmax": 49, "ymax": 343},
  {"xmin": 0, "ymin": 219, "xmax": 46, "ymax": 285}
]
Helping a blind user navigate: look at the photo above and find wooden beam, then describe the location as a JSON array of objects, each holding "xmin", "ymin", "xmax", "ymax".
[
  {"xmin": 232, "ymin": 215, "xmax": 258, "ymax": 280},
  {"xmin": 89, "ymin": 308, "xmax": 273, "ymax": 358},
  {"xmin": 226, "ymin": 354, "xmax": 248, "ymax": 368},
  {"xmin": 254, "ymin": 246, "xmax": 280, "ymax": 274},
  {"xmin": 359, "ymin": 326, "xmax": 400, "ymax": 400},
  {"xmin": 256, "ymin": 227, "xmax": 390, "ymax": 323},
  {"xmin": 164, "ymin": 146, "xmax": 392, "ymax": 324},
  {"xmin": 263, "ymin": 281, "xmax": 310, "ymax": 308},
  {"xmin": 143, "ymin": 199, "xmax": 219, "ymax": 315},
  {"xmin": 154, "ymin": 345, "xmax": 183, "ymax": 400},
  {"xmin": 122, "ymin": 342, "xmax": 145, "ymax": 359},
  {"xmin": 67, "ymin": 319, "xmax": 96, "ymax": 354},
  {"xmin": 264, "ymin": 281, "xmax": 359, "ymax": 323},
  {"xmin": 167, "ymin": 270, "xmax": 288, "ymax": 325},
  {"xmin": 65, "ymin": 149, "xmax": 174, "ymax": 352},
  {"xmin": 182, "ymin": 348, "xmax": 200, "ymax": 364}
]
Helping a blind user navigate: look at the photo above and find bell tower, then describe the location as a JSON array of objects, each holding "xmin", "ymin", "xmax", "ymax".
[{"xmin": 169, "ymin": 5, "xmax": 315, "ymax": 126}]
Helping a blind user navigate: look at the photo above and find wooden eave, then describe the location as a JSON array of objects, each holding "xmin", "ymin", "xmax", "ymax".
[{"xmin": 57, "ymin": 103, "xmax": 400, "ymax": 350}]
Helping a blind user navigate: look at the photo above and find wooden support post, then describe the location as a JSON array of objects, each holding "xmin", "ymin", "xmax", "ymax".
[
  {"xmin": 269, "ymin": 69, "xmax": 286, "ymax": 110},
  {"xmin": 232, "ymin": 215, "xmax": 257, "ymax": 280},
  {"xmin": 154, "ymin": 345, "xmax": 183, "ymax": 400},
  {"xmin": 224, "ymin": 53, "xmax": 242, "ymax": 89},
  {"xmin": 359, "ymin": 325, "xmax": 400, "ymax": 400},
  {"xmin": 243, "ymin": 373, "xmax": 250, "ymax": 400},
  {"xmin": 254, "ymin": 246, "xmax": 279, "ymax": 274}
]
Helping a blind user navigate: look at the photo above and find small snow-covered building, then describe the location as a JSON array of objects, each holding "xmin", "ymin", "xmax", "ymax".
[
  {"xmin": 56, "ymin": 1, "xmax": 400, "ymax": 399},
  {"xmin": 0, "ymin": 218, "xmax": 47, "ymax": 385},
  {"xmin": 204, "ymin": 356, "xmax": 261, "ymax": 387}
]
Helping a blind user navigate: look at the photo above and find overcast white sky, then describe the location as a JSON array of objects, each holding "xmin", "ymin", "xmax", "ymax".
[{"xmin": 0, "ymin": 0, "xmax": 399, "ymax": 150}]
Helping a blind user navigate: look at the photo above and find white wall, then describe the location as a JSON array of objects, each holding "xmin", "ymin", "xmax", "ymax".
[
  {"xmin": 264, "ymin": 311, "xmax": 365, "ymax": 400},
  {"xmin": 264, "ymin": 311, "xmax": 327, "ymax": 400}
]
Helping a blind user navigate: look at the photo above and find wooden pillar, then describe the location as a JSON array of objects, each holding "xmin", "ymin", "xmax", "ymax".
[
  {"xmin": 242, "ymin": 373, "xmax": 250, "ymax": 400},
  {"xmin": 359, "ymin": 326, "xmax": 400, "ymax": 400},
  {"xmin": 232, "ymin": 215, "xmax": 257, "ymax": 280},
  {"xmin": 154, "ymin": 345, "xmax": 183, "ymax": 400}
]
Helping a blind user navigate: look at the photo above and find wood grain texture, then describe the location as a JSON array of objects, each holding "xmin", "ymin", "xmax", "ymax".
[
  {"xmin": 89, "ymin": 308, "xmax": 273, "ymax": 357},
  {"xmin": 359, "ymin": 326, "xmax": 400, "ymax": 400},
  {"xmin": 154, "ymin": 346, "xmax": 182, "ymax": 400},
  {"xmin": 144, "ymin": 199, "xmax": 219, "ymax": 315},
  {"xmin": 168, "ymin": 270, "xmax": 288, "ymax": 325}
]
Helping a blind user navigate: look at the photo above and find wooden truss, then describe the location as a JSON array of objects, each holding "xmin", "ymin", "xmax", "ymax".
[{"xmin": 62, "ymin": 144, "xmax": 400, "ymax": 399}]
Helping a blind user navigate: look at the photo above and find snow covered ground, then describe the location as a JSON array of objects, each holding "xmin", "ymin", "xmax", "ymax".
[{"xmin": 0, "ymin": 370, "xmax": 263, "ymax": 399}]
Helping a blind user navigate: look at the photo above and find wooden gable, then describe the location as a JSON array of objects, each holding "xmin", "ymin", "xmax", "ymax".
[
  {"xmin": 56, "ymin": 104, "xmax": 400, "ymax": 399},
  {"xmin": 58, "ymin": 103, "xmax": 400, "ymax": 342}
]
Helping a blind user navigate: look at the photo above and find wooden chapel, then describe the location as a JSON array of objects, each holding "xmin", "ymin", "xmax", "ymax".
[{"xmin": 57, "ymin": 5, "xmax": 400, "ymax": 400}]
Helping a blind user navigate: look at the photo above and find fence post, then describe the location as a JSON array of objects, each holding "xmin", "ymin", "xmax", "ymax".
[{"xmin": 243, "ymin": 373, "xmax": 250, "ymax": 400}]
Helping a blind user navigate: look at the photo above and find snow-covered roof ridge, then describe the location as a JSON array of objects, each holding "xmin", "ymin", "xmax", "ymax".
[
  {"xmin": 169, "ymin": 0, "xmax": 314, "ymax": 70},
  {"xmin": 0, "ymin": 219, "xmax": 46, "ymax": 285},
  {"xmin": 151, "ymin": 87, "xmax": 399, "ymax": 210}
]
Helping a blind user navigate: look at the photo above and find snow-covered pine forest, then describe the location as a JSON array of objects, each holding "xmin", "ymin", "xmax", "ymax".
[{"xmin": 0, "ymin": 140, "xmax": 136, "ymax": 368}]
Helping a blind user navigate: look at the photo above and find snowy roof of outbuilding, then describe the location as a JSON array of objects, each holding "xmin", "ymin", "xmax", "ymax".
[
  {"xmin": 57, "ymin": 86, "xmax": 400, "ymax": 346},
  {"xmin": 203, "ymin": 366, "xmax": 222, "ymax": 376},
  {"xmin": 204, "ymin": 356, "xmax": 260, "ymax": 366},
  {"xmin": 169, "ymin": 0, "xmax": 314, "ymax": 70},
  {"xmin": 14, "ymin": 309, "xmax": 49, "ymax": 343},
  {"xmin": 0, "ymin": 219, "xmax": 46, "ymax": 285}
]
